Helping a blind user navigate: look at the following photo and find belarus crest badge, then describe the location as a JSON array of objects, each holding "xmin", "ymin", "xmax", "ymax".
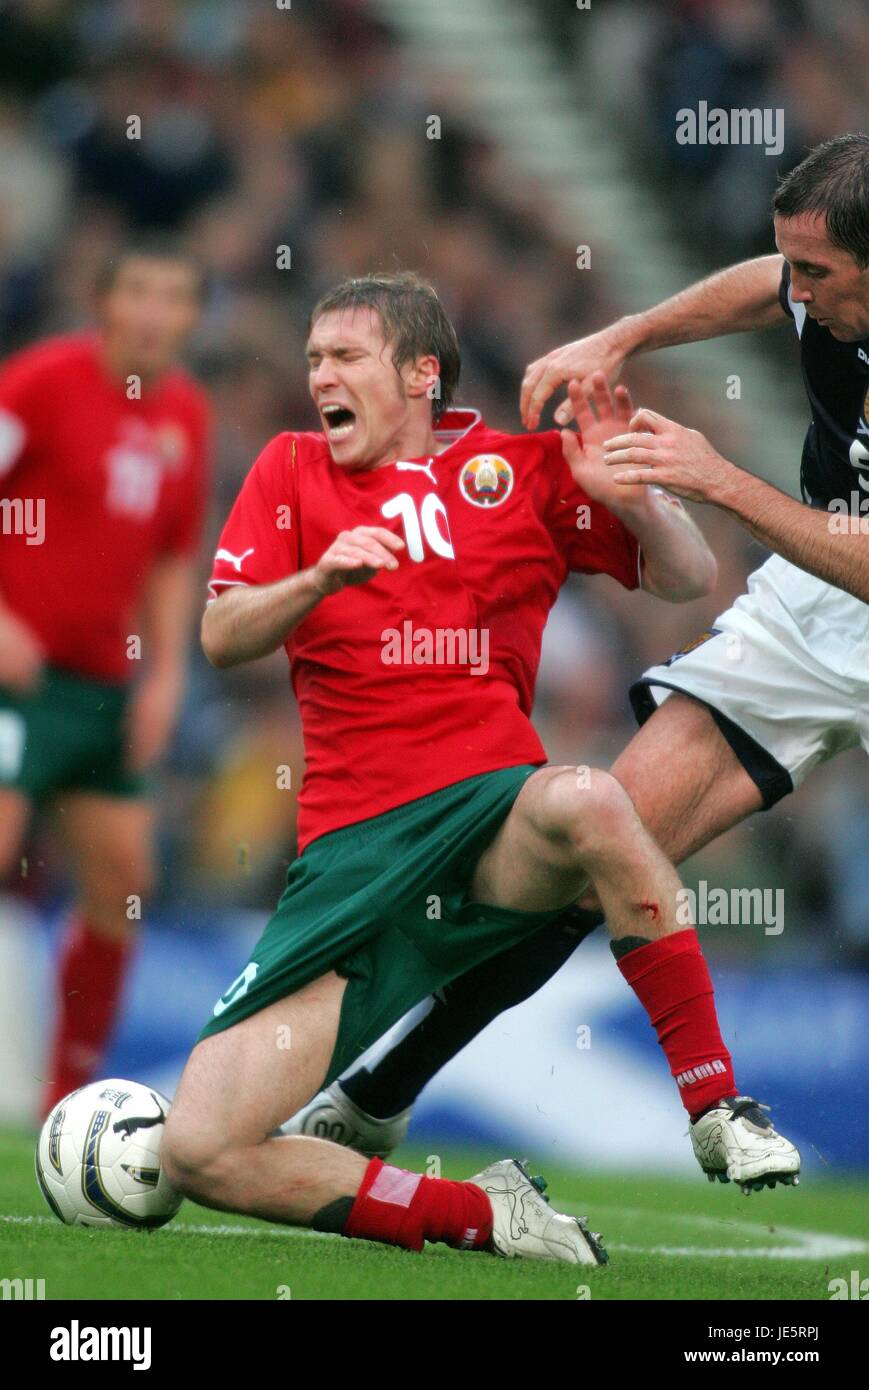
[{"xmin": 458, "ymin": 454, "xmax": 514, "ymax": 508}]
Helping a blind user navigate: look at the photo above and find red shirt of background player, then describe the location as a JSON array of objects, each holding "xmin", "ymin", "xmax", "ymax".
[
  {"xmin": 0, "ymin": 332, "xmax": 210, "ymax": 682},
  {"xmin": 209, "ymin": 409, "xmax": 640, "ymax": 851}
]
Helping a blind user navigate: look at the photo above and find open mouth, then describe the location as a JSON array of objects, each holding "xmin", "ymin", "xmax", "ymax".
[{"xmin": 321, "ymin": 403, "xmax": 356, "ymax": 441}]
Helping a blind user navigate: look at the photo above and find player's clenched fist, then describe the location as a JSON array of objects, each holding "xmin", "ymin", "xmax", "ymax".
[{"xmin": 312, "ymin": 526, "xmax": 405, "ymax": 596}]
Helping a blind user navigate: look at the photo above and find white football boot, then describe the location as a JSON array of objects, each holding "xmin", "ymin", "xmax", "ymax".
[
  {"xmin": 467, "ymin": 1158, "xmax": 608, "ymax": 1265},
  {"xmin": 690, "ymin": 1095, "xmax": 800, "ymax": 1195},
  {"xmin": 278, "ymin": 1082, "xmax": 411, "ymax": 1159}
]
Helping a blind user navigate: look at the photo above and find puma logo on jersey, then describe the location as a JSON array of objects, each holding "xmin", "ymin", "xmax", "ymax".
[
  {"xmin": 396, "ymin": 459, "xmax": 437, "ymax": 484},
  {"xmin": 215, "ymin": 546, "xmax": 254, "ymax": 571}
]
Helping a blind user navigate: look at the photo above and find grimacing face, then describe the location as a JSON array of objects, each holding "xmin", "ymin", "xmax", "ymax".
[
  {"xmin": 775, "ymin": 212, "xmax": 869, "ymax": 341},
  {"xmin": 99, "ymin": 257, "xmax": 201, "ymax": 378},
  {"xmin": 306, "ymin": 307, "xmax": 439, "ymax": 470}
]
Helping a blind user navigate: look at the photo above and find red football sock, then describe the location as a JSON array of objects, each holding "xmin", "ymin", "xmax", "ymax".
[
  {"xmin": 41, "ymin": 916, "xmax": 133, "ymax": 1118},
  {"xmin": 344, "ymin": 1157, "xmax": 493, "ymax": 1253},
  {"xmin": 615, "ymin": 929, "xmax": 737, "ymax": 1118}
]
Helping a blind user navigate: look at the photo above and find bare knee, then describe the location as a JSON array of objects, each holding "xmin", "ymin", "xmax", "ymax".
[
  {"xmin": 162, "ymin": 1115, "xmax": 233, "ymax": 1201},
  {"xmin": 536, "ymin": 766, "xmax": 636, "ymax": 856}
]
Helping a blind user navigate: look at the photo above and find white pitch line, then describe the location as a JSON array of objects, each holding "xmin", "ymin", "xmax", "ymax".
[
  {"xmin": 167, "ymin": 1222, "xmax": 328, "ymax": 1240},
  {"xmin": 610, "ymin": 1239, "xmax": 867, "ymax": 1261},
  {"xmin": 566, "ymin": 1204, "xmax": 868, "ymax": 1261},
  {"xmin": 3, "ymin": 1210, "xmax": 865, "ymax": 1260},
  {"xmin": 0, "ymin": 1213, "xmax": 324, "ymax": 1240}
]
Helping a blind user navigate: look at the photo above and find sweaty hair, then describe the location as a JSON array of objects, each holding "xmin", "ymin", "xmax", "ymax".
[
  {"xmin": 97, "ymin": 232, "xmax": 207, "ymax": 300},
  {"xmin": 773, "ymin": 132, "xmax": 869, "ymax": 268},
  {"xmin": 308, "ymin": 271, "xmax": 461, "ymax": 418}
]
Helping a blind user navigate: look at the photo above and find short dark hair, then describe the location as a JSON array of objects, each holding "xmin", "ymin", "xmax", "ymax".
[
  {"xmin": 773, "ymin": 132, "xmax": 869, "ymax": 268},
  {"xmin": 97, "ymin": 232, "xmax": 207, "ymax": 299},
  {"xmin": 308, "ymin": 271, "xmax": 461, "ymax": 418}
]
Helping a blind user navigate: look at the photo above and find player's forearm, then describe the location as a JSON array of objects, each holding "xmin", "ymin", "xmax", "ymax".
[
  {"xmin": 712, "ymin": 471, "xmax": 869, "ymax": 605},
  {"xmin": 140, "ymin": 556, "xmax": 197, "ymax": 678},
  {"xmin": 202, "ymin": 569, "xmax": 323, "ymax": 668},
  {"xmin": 617, "ymin": 255, "xmax": 787, "ymax": 357},
  {"xmin": 613, "ymin": 489, "xmax": 717, "ymax": 602}
]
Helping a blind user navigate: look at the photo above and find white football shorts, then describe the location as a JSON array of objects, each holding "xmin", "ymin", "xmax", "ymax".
[{"xmin": 631, "ymin": 553, "xmax": 869, "ymax": 807}]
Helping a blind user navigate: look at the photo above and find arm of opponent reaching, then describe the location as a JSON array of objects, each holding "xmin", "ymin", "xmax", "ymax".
[
  {"xmin": 521, "ymin": 254, "xmax": 787, "ymax": 430},
  {"xmin": 602, "ymin": 409, "xmax": 869, "ymax": 605}
]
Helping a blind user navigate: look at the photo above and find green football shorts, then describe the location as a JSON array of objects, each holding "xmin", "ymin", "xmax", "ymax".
[
  {"xmin": 0, "ymin": 664, "xmax": 147, "ymax": 801},
  {"xmin": 197, "ymin": 763, "xmax": 561, "ymax": 1084}
]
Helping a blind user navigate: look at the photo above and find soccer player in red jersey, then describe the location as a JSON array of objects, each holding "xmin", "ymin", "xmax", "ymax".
[
  {"xmin": 159, "ymin": 274, "xmax": 783, "ymax": 1263},
  {"xmin": 283, "ymin": 138, "xmax": 869, "ymax": 1191},
  {"xmin": 0, "ymin": 237, "xmax": 210, "ymax": 1117},
  {"xmin": 283, "ymin": 381, "xmax": 798, "ymax": 1194}
]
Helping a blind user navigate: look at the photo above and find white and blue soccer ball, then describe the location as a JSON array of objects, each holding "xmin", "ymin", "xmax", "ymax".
[{"xmin": 35, "ymin": 1078, "xmax": 183, "ymax": 1229}]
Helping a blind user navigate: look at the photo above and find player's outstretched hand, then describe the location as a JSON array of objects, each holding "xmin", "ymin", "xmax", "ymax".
[
  {"xmin": 521, "ymin": 324, "xmax": 635, "ymax": 431},
  {"xmin": 559, "ymin": 374, "xmax": 649, "ymax": 512},
  {"xmin": 0, "ymin": 605, "xmax": 44, "ymax": 692},
  {"xmin": 313, "ymin": 526, "xmax": 405, "ymax": 596},
  {"xmin": 602, "ymin": 408, "xmax": 739, "ymax": 504}
]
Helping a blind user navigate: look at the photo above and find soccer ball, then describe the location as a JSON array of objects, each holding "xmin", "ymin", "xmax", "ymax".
[{"xmin": 35, "ymin": 1078, "xmax": 183, "ymax": 1229}]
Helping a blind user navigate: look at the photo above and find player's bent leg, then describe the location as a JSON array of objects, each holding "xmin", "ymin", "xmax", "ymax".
[
  {"xmin": 284, "ymin": 748, "xmax": 753, "ymax": 1159},
  {"xmin": 471, "ymin": 764, "xmax": 686, "ymax": 939},
  {"xmin": 282, "ymin": 708, "xmax": 776, "ymax": 1173},
  {"xmin": 162, "ymin": 972, "xmax": 367, "ymax": 1222},
  {"xmin": 610, "ymin": 700, "xmax": 799, "ymax": 1189},
  {"xmin": 468, "ymin": 764, "xmax": 743, "ymax": 1123},
  {"xmin": 164, "ymin": 971, "xmax": 606, "ymax": 1261},
  {"xmin": 571, "ymin": 696, "xmax": 764, "ymax": 924},
  {"xmin": 468, "ymin": 760, "xmax": 801, "ymax": 1189}
]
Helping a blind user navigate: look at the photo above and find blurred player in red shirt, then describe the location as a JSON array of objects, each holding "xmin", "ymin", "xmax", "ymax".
[{"xmin": 0, "ymin": 236, "xmax": 210, "ymax": 1116}]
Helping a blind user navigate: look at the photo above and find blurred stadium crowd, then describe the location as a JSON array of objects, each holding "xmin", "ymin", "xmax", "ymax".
[{"xmin": 0, "ymin": 0, "xmax": 866, "ymax": 959}]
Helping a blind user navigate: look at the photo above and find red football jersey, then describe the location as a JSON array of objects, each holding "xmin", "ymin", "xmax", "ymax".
[
  {"xmin": 209, "ymin": 410, "xmax": 639, "ymax": 851},
  {"xmin": 0, "ymin": 333, "xmax": 210, "ymax": 681},
  {"xmin": 440, "ymin": 412, "xmax": 641, "ymax": 717}
]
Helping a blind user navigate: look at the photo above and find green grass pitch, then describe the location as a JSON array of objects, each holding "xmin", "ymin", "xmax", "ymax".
[{"xmin": 2, "ymin": 1130, "xmax": 867, "ymax": 1300}]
